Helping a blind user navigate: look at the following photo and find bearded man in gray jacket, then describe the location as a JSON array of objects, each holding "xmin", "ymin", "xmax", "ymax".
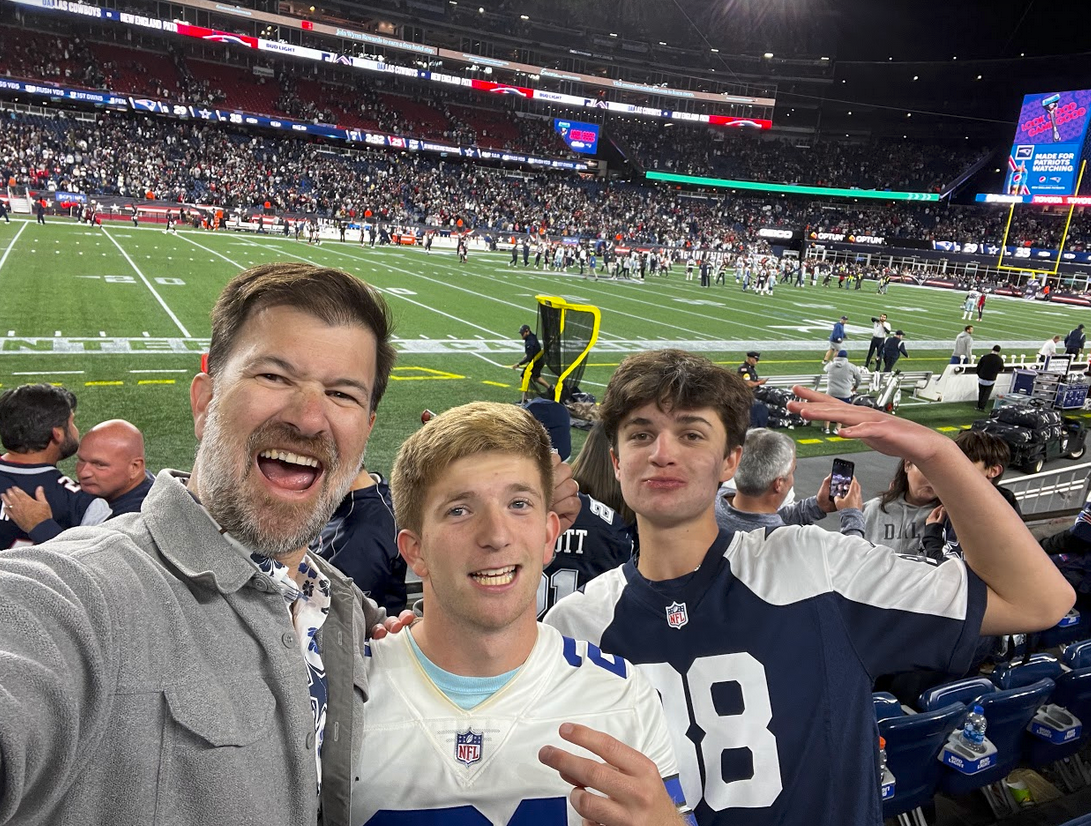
[{"xmin": 0, "ymin": 264, "xmax": 581, "ymax": 826}]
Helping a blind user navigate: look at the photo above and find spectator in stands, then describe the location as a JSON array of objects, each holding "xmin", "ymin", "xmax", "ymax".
[
  {"xmin": 862, "ymin": 457, "xmax": 940, "ymax": 554},
  {"xmin": 1038, "ymin": 335, "xmax": 1063, "ymax": 362},
  {"xmin": 569, "ymin": 422, "xmax": 633, "ymax": 526},
  {"xmin": 545, "ymin": 350, "xmax": 1074, "ymax": 826},
  {"xmin": 364, "ymin": 401, "xmax": 685, "ymax": 824},
  {"xmin": 1065, "ymin": 324, "xmax": 1086, "ymax": 358},
  {"xmin": 311, "ymin": 463, "xmax": 407, "ymax": 615},
  {"xmin": 974, "ymin": 345, "xmax": 1005, "ymax": 411},
  {"xmin": 821, "ymin": 349, "xmax": 862, "ymax": 435},
  {"xmin": 75, "ymin": 419, "xmax": 153, "ymax": 514},
  {"xmin": 921, "ymin": 430, "xmax": 1020, "ymax": 563},
  {"xmin": 951, "ymin": 325, "xmax": 974, "ymax": 364},
  {"xmin": 715, "ymin": 427, "xmax": 864, "ymax": 536},
  {"xmin": 881, "ymin": 330, "xmax": 908, "ymax": 373},
  {"xmin": 7, "ymin": 418, "xmax": 154, "ymax": 541},
  {"xmin": 0, "ymin": 264, "xmax": 410, "ymax": 824},
  {"xmin": 0, "ymin": 384, "xmax": 110, "ymax": 548}
]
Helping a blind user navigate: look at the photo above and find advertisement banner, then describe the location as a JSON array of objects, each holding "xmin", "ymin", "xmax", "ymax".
[{"xmin": 1004, "ymin": 90, "xmax": 1091, "ymax": 196}]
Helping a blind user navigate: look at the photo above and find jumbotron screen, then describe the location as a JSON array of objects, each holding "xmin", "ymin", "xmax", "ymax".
[
  {"xmin": 554, "ymin": 119, "xmax": 600, "ymax": 154},
  {"xmin": 1004, "ymin": 90, "xmax": 1091, "ymax": 197}
]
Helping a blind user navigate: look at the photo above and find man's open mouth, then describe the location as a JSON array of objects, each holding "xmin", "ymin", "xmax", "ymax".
[
  {"xmin": 470, "ymin": 565, "xmax": 518, "ymax": 586},
  {"xmin": 255, "ymin": 449, "xmax": 324, "ymax": 492}
]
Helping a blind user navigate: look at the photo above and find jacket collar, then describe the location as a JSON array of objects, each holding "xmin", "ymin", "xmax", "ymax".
[{"xmin": 141, "ymin": 469, "xmax": 359, "ymax": 598}]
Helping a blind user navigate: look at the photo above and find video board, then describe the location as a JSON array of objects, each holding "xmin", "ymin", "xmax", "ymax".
[
  {"xmin": 1004, "ymin": 90, "xmax": 1091, "ymax": 197},
  {"xmin": 554, "ymin": 119, "xmax": 600, "ymax": 154}
]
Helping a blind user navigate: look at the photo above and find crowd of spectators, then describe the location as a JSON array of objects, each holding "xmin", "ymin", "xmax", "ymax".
[
  {"xmin": 3, "ymin": 109, "xmax": 1090, "ymax": 251},
  {"xmin": 618, "ymin": 118, "xmax": 988, "ymax": 192},
  {"xmin": 2, "ymin": 15, "xmax": 992, "ymax": 192}
]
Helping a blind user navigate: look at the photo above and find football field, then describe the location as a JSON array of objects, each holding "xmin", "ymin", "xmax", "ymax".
[{"xmin": 0, "ymin": 217, "xmax": 1087, "ymax": 476}]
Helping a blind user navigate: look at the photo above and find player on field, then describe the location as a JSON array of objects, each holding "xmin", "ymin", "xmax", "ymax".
[
  {"xmin": 544, "ymin": 348, "xmax": 1074, "ymax": 826},
  {"xmin": 0, "ymin": 384, "xmax": 110, "ymax": 548},
  {"xmin": 353, "ymin": 402, "xmax": 693, "ymax": 825}
]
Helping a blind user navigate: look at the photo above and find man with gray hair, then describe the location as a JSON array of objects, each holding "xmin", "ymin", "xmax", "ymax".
[{"xmin": 715, "ymin": 428, "xmax": 865, "ymax": 536}]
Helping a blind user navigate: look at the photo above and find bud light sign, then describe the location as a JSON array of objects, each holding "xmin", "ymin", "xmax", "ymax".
[{"xmin": 554, "ymin": 119, "xmax": 600, "ymax": 154}]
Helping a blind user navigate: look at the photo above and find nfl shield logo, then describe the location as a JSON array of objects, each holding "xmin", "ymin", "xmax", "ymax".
[
  {"xmin": 455, "ymin": 728, "xmax": 484, "ymax": 766},
  {"xmin": 665, "ymin": 601, "xmax": 688, "ymax": 630}
]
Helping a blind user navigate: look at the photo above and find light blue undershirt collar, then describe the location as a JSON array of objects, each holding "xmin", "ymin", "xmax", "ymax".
[{"xmin": 407, "ymin": 628, "xmax": 519, "ymax": 710}]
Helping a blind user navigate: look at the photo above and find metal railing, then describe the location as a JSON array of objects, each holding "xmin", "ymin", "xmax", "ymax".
[{"xmin": 1004, "ymin": 461, "xmax": 1091, "ymax": 518}]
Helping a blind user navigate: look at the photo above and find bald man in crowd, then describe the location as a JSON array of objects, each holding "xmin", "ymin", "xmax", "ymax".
[
  {"xmin": 0, "ymin": 419, "xmax": 152, "ymax": 541},
  {"xmin": 75, "ymin": 420, "xmax": 154, "ymax": 514}
]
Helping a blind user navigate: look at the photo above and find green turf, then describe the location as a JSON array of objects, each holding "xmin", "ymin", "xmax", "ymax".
[{"xmin": 1, "ymin": 217, "xmax": 1087, "ymax": 474}]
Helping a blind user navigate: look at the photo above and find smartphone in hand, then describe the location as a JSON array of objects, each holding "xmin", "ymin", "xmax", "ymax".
[{"xmin": 830, "ymin": 458, "xmax": 855, "ymax": 503}]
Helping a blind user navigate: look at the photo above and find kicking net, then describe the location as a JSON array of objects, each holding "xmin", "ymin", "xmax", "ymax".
[{"xmin": 519, "ymin": 295, "xmax": 601, "ymax": 402}]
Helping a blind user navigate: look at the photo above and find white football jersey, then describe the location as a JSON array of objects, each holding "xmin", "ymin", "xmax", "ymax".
[{"xmin": 351, "ymin": 623, "xmax": 687, "ymax": 825}]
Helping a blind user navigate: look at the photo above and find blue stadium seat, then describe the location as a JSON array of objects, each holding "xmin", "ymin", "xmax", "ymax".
[
  {"xmin": 991, "ymin": 653, "xmax": 1063, "ymax": 689},
  {"xmin": 873, "ymin": 692, "xmax": 903, "ymax": 722},
  {"xmin": 991, "ymin": 655, "xmax": 1085, "ymax": 767},
  {"xmin": 938, "ymin": 679, "xmax": 1054, "ymax": 796},
  {"xmin": 1038, "ymin": 611, "xmax": 1090, "ymax": 649},
  {"xmin": 919, "ymin": 676, "xmax": 996, "ymax": 712},
  {"xmin": 1063, "ymin": 639, "xmax": 1091, "ymax": 669},
  {"xmin": 879, "ymin": 703, "xmax": 968, "ymax": 821}
]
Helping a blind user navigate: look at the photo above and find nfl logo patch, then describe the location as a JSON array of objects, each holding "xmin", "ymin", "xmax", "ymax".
[
  {"xmin": 455, "ymin": 728, "xmax": 484, "ymax": 766},
  {"xmin": 665, "ymin": 601, "xmax": 688, "ymax": 630}
]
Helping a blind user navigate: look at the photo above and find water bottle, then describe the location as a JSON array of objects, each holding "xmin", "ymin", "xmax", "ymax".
[
  {"xmin": 961, "ymin": 704, "xmax": 987, "ymax": 753},
  {"xmin": 878, "ymin": 736, "xmax": 889, "ymax": 782}
]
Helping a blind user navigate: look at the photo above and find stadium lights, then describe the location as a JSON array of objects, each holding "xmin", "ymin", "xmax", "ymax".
[
  {"xmin": 912, "ymin": 75, "xmax": 918, "ymax": 81},
  {"xmin": 609, "ymin": 32, "xmax": 618, "ymax": 37},
  {"xmin": 763, "ymin": 52, "xmax": 774, "ymax": 58},
  {"xmin": 976, "ymin": 74, "xmax": 982, "ymax": 80},
  {"xmin": 659, "ymin": 41, "xmax": 667, "ymax": 46},
  {"xmin": 820, "ymin": 56, "xmax": 830, "ymax": 61},
  {"xmin": 520, "ymin": 14, "xmax": 529, "ymax": 19},
  {"xmin": 710, "ymin": 48, "xmax": 719, "ymax": 53}
]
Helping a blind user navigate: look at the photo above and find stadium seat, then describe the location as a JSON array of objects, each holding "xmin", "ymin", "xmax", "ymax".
[
  {"xmin": 873, "ymin": 692, "xmax": 903, "ymax": 722},
  {"xmin": 918, "ymin": 676, "xmax": 996, "ymax": 712},
  {"xmin": 1038, "ymin": 610, "xmax": 1090, "ymax": 649},
  {"xmin": 879, "ymin": 702, "xmax": 968, "ymax": 821},
  {"xmin": 1063, "ymin": 639, "xmax": 1091, "ymax": 669},
  {"xmin": 991, "ymin": 652, "xmax": 1063, "ymax": 689},
  {"xmin": 991, "ymin": 654, "xmax": 1086, "ymax": 770},
  {"xmin": 937, "ymin": 679, "xmax": 1054, "ymax": 797}
]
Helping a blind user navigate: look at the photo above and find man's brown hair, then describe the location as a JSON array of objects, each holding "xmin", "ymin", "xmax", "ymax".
[
  {"xmin": 207, "ymin": 263, "xmax": 396, "ymax": 412},
  {"xmin": 391, "ymin": 401, "xmax": 554, "ymax": 535},
  {"xmin": 599, "ymin": 349, "xmax": 752, "ymax": 454}
]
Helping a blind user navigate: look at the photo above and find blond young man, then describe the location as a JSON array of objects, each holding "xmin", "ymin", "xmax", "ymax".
[{"xmin": 353, "ymin": 402, "xmax": 692, "ymax": 826}]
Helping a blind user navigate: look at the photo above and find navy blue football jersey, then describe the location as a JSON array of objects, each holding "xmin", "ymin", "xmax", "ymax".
[
  {"xmin": 537, "ymin": 493, "xmax": 633, "ymax": 619},
  {"xmin": 545, "ymin": 527, "xmax": 986, "ymax": 826},
  {"xmin": 0, "ymin": 459, "xmax": 111, "ymax": 548},
  {"xmin": 311, "ymin": 474, "xmax": 407, "ymax": 614}
]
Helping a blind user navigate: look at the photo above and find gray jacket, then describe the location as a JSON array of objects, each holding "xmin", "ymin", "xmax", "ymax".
[
  {"xmin": 953, "ymin": 331, "xmax": 974, "ymax": 362},
  {"xmin": 0, "ymin": 470, "xmax": 383, "ymax": 826},
  {"xmin": 823, "ymin": 356, "xmax": 861, "ymax": 399},
  {"xmin": 716, "ymin": 493, "xmax": 865, "ymax": 537}
]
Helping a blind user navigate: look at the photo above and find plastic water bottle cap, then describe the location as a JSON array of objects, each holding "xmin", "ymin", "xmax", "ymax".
[
  {"xmin": 879, "ymin": 736, "xmax": 886, "ymax": 749},
  {"xmin": 973, "ymin": 704, "xmax": 984, "ymax": 714}
]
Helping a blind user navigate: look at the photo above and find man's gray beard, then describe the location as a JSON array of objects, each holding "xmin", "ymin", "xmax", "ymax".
[{"xmin": 195, "ymin": 399, "xmax": 357, "ymax": 560}]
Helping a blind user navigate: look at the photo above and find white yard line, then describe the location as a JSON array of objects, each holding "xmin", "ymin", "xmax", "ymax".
[
  {"xmin": 101, "ymin": 227, "xmax": 191, "ymax": 338},
  {"xmin": 0, "ymin": 221, "xmax": 29, "ymax": 275}
]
